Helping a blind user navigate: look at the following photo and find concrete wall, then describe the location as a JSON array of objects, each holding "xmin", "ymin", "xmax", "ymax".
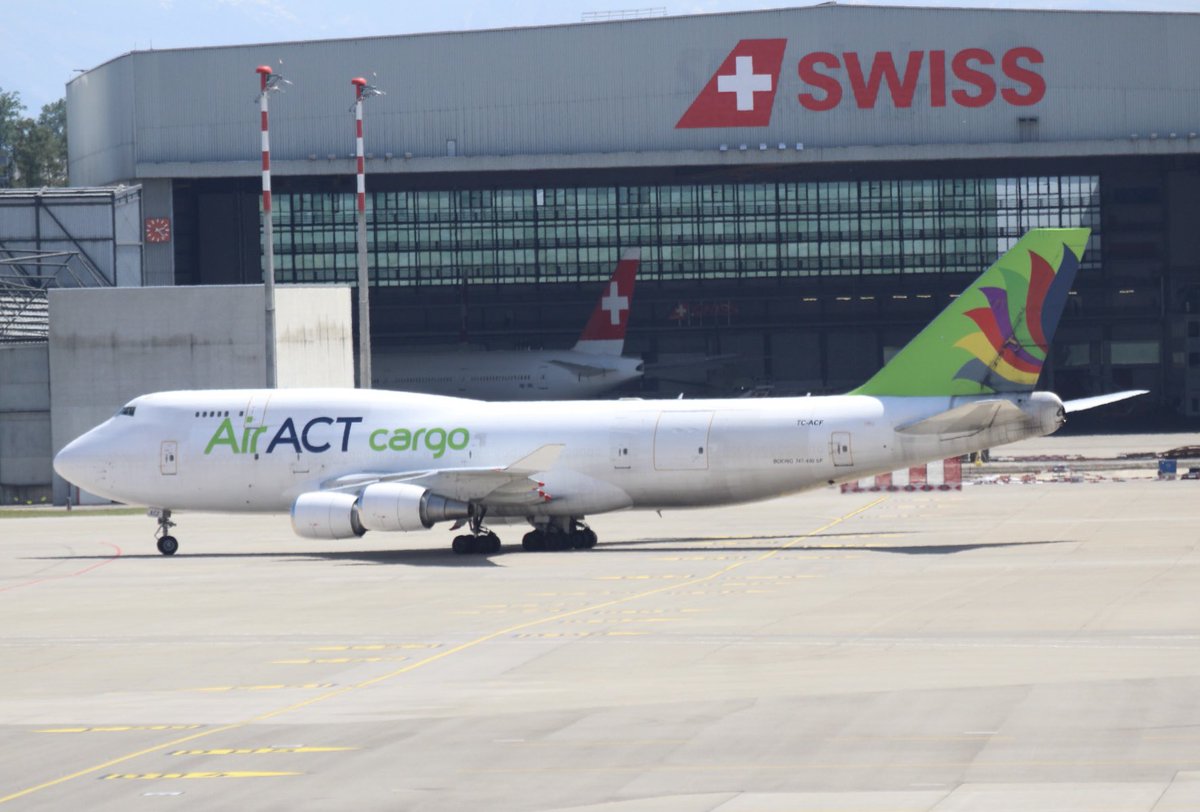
[
  {"xmin": 140, "ymin": 178, "xmax": 174, "ymax": 286},
  {"xmin": 0, "ymin": 343, "xmax": 51, "ymax": 504},
  {"xmin": 274, "ymin": 286, "xmax": 355, "ymax": 387},
  {"xmin": 48, "ymin": 284, "xmax": 353, "ymax": 503}
]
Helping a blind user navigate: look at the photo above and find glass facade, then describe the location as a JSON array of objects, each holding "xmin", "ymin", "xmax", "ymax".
[{"xmin": 268, "ymin": 175, "xmax": 1100, "ymax": 287}]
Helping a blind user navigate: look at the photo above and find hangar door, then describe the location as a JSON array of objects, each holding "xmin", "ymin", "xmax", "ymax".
[{"xmin": 653, "ymin": 411, "xmax": 713, "ymax": 471}]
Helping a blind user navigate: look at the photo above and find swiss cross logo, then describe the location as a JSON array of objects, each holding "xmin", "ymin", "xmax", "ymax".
[
  {"xmin": 676, "ymin": 39, "xmax": 788, "ymax": 128},
  {"xmin": 600, "ymin": 281, "xmax": 629, "ymax": 326},
  {"xmin": 578, "ymin": 250, "xmax": 639, "ymax": 344}
]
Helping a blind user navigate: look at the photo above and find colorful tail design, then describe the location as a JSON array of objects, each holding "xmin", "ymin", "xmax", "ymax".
[{"xmin": 852, "ymin": 228, "xmax": 1089, "ymax": 397}]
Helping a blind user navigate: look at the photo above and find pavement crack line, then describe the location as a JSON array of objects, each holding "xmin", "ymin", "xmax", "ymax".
[{"xmin": 0, "ymin": 495, "xmax": 887, "ymax": 805}]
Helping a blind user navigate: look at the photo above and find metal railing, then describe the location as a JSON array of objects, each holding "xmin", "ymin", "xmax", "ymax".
[{"xmin": 0, "ymin": 247, "xmax": 111, "ymax": 342}]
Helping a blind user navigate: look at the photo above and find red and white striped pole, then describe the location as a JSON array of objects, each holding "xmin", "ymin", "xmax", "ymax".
[
  {"xmin": 256, "ymin": 65, "xmax": 278, "ymax": 388},
  {"xmin": 352, "ymin": 76, "xmax": 372, "ymax": 389}
]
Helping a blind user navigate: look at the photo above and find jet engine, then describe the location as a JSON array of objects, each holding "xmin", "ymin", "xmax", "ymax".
[
  {"xmin": 291, "ymin": 491, "xmax": 365, "ymax": 540},
  {"xmin": 358, "ymin": 482, "xmax": 472, "ymax": 533}
]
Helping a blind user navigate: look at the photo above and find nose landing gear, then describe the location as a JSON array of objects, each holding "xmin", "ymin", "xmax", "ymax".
[{"xmin": 150, "ymin": 508, "xmax": 178, "ymax": 556}]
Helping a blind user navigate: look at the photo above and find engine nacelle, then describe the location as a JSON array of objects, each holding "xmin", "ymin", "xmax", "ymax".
[
  {"xmin": 358, "ymin": 482, "xmax": 471, "ymax": 533},
  {"xmin": 291, "ymin": 491, "xmax": 365, "ymax": 540}
]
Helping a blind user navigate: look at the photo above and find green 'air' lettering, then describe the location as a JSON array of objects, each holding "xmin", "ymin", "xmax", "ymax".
[{"xmin": 205, "ymin": 419, "xmax": 240, "ymax": 454}]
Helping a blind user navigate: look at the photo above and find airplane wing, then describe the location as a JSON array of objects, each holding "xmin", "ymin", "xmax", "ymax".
[
  {"xmin": 642, "ymin": 353, "xmax": 741, "ymax": 373},
  {"xmin": 1062, "ymin": 390, "xmax": 1147, "ymax": 413},
  {"xmin": 894, "ymin": 399, "xmax": 1027, "ymax": 439},
  {"xmin": 547, "ymin": 359, "xmax": 618, "ymax": 378},
  {"xmin": 321, "ymin": 444, "xmax": 565, "ymax": 505}
]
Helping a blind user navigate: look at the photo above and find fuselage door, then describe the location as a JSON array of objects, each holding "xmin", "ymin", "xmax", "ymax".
[
  {"xmin": 654, "ymin": 411, "xmax": 714, "ymax": 471},
  {"xmin": 160, "ymin": 441, "xmax": 178, "ymax": 476},
  {"xmin": 830, "ymin": 431, "xmax": 853, "ymax": 467}
]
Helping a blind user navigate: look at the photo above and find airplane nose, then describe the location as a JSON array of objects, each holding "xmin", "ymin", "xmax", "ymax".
[{"xmin": 54, "ymin": 433, "xmax": 109, "ymax": 492}]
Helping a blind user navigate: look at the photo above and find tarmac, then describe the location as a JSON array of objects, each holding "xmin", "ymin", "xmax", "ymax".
[{"xmin": 1, "ymin": 433, "xmax": 1199, "ymax": 811}]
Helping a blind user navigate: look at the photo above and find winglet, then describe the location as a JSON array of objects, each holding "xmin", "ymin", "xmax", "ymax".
[
  {"xmin": 504, "ymin": 444, "xmax": 565, "ymax": 474},
  {"xmin": 574, "ymin": 248, "xmax": 640, "ymax": 356},
  {"xmin": 852, "ymin": 228, "xmax": 1090, "ymax": 397}
]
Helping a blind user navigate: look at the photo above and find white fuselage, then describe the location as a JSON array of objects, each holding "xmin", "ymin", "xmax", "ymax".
[
  {"xmin": 55, "ymin": 388, "xmax": 1064, "ymax": 517},
  {"xmin": 372, "ymin": 350, "xmax": 644, "ymax": 400}
]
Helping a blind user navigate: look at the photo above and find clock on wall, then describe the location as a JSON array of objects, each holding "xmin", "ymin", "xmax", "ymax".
[{"xmin": 144, "ymin": 217, "xmax": 171, "ymax": 243}]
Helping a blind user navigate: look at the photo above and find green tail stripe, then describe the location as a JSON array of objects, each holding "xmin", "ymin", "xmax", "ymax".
[{"xmin": 851, "ymin": 228, "xmax": 1090, "ymax": 397}]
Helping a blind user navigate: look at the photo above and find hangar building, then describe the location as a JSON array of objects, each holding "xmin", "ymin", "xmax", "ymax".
[{"xmin": 66, "ymin": 4, "xmax": 1200, "ymax": 414}]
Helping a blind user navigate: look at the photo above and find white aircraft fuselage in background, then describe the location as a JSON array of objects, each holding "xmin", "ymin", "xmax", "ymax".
[
  {"xmin": 373, "ymin": 248, "xmax": 643, "ymax": 400},
  {"xmin": 372, "ymin": 350, "xmax": 645, "ymax": 401}
]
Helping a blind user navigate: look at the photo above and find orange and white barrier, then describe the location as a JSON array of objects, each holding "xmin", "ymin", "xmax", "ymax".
[{"xmin": 841, "ymin": 457, "xmax": 962, "ymax": 493}]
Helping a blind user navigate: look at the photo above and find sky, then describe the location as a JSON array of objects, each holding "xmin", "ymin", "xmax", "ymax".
[{"xmin": 3, "ymin": 0, "xmax": 1196, "ymax": 116}]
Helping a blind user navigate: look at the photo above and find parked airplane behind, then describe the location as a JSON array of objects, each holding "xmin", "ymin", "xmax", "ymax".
[
  {"xmin": 55, "ymin": 229, "xmax": 1144, "ymax": 556},
  {"xmin": 372, "ymin": 248, "xmax": 643, "ymax": 400}
]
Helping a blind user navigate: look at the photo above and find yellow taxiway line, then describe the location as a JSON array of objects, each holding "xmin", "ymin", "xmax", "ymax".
[{"xmin": 0, "ymin": 496, "xmax": 886, "ymax": 805}]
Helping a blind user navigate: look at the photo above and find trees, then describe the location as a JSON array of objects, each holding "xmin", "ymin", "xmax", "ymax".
[
  {"xmin": 0, "ymin": 89, "xmax": 21, "ymax": 186},
  {"xmin": 0, "ymin": 88, "xmax": 68, "ymax": 188}
]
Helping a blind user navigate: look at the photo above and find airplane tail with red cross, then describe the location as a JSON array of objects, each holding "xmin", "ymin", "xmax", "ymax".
[{"xmin": 573, "ymin": 248, "xmax": 640, "ymax": 356}]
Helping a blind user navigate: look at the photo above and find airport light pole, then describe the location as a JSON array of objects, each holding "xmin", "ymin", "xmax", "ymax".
[
  {"xmin": 256, "ymin": 65, "xmax": 282, "ymax": 388},
  {"xmin": 351, "ymin": 76, "xmax": 384, "ymax": 389},
  {"xmin": 350, "ymin": 76, "xmax": 381, "ymax": 388}
]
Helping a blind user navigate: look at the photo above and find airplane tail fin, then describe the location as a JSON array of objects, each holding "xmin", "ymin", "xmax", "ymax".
[
  {"xmin": 573, "ymin": 248, "xmax": 640, "ymax": 356},
  {"xmin": 852, "ymin": 228, "xmax": 1090, "ymax": 397}
]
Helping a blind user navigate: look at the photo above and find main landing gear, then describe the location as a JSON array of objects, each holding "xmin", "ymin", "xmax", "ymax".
[
  {"xmin": 449, "ymin": 514, "xmax": 600, "ymax": 555},
  {"xmin": 152, "ymin": 509, "xmax": 179, "ymax": 556},
  {"xmin": 450, "ymin": 510, "xmax": 501, "ymax": 556},
  {"xmin": 521, "ymin": 518, "xmax": 597, "ymax": 552}
]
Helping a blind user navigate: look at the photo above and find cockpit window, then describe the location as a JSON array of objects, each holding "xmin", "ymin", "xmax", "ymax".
[{"xmin": 117, "ymin": 405, "xmax": 136, "ymax": 417}]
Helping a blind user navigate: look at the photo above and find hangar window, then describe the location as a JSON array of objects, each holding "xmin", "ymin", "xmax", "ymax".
[{"xmin": 267, "ymin": 174, "xmax": 1098, "ymax": 288}]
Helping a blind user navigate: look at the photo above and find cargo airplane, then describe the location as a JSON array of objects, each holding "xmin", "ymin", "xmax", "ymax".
[
  {"xmin": 372, "ymin": 248, "xmax": 644, "ymax": 400},
  {"xmin": 55, "ymin": 229, "xmax": 1144, "ymax": 556}
]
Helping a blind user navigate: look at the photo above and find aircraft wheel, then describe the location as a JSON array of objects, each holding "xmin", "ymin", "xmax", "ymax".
[
  {"xmin": 522, "ymin": 530, "xmax": 545, "ymax": 551},
  {"xmin": 451, "ymin": 535, "xmax": 472, "ymax": 555},
  {"xmin": 156, "ymin": 535, "xmax": 179, "ymax": 556},
  {"xmin": 573, "ymin": 528, "xmax": 597, "ymax": 550},
  {"xmin": 545, "ymin": 532, "xmax": 571, "ymax": 552},
  {"xmin": 481, "ymin": 532, "xmax": 501, "ymax": 555}
]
